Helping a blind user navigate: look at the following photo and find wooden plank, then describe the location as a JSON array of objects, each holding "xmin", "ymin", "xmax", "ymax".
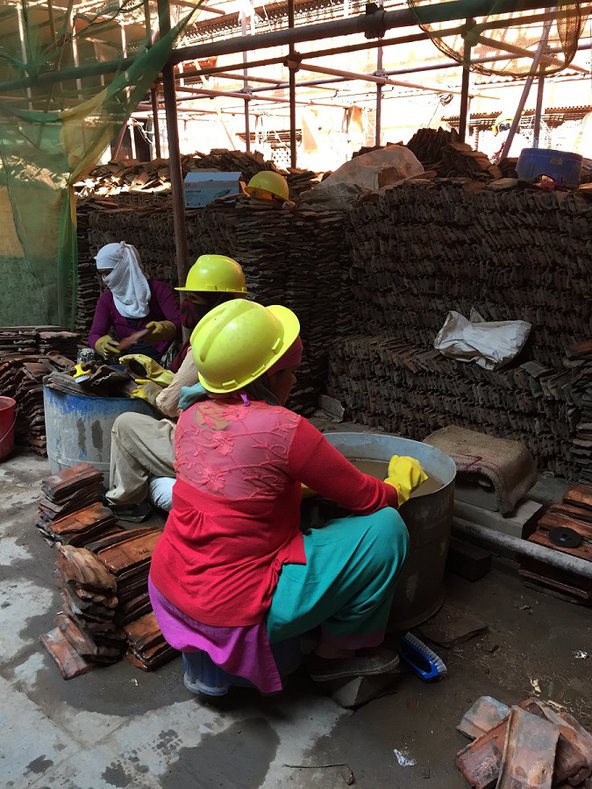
[{"xmin": 563, "ymin": 483, "xmax": 592, "ymax": 512}]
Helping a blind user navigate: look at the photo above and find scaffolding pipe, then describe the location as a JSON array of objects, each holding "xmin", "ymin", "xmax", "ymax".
[
  {"xmin": 288, "ymin": 0, "xmax": 297, "ymax": 168},
  {"xmin": 213, "ymin": 38, "xmax": 592, "ymax": 93},
  {"xmin": 478, "ymin": 33, "xmax": 589, "ymax": 75},
  {"xmin": 375, "ymin": 45, "xmax": 383, "ymax": 147},
  {"xmin": 458, "ymin": 20, "xmax": 473, "ymax": 143},
  {"xmin": 500, "ymin": 15, "xmax": 553, "ymax": 163},
  {"xmin": 290, "ymin": 60, "xmax": 494, "ymax": 99},
  {"xmin": 150, "ymin": 87, "xmax": 162, "ymax": 158},
  {"xmin": 178, "ymin": 27, "xmax": 460, "ymax": 80},
  {"xmin": 158, "ymin": 0, "xmax": 190, "ymax": 286},
  {"xmin": 0, "ymin": 0, "xmax": 580, "ymax": 93},
  {"xmin": 240, "ymin": 12, "xmax": 251, "ymax": 152},
  {"xmin": 176, "ymin": 84, "xmax": 348, "ymax": 108},
  {"xmin": 170, "ymin": 0, "xmax": 560, "ymax": 64},
  {"xmin": 533, "ymin": 74, "xmax": 546, "ymax": 146}
]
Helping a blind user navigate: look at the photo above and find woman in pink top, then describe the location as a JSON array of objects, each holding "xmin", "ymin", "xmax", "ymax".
[{"xmin": 149, "ymin": 300, "xmax": 425, "ymax": 694}]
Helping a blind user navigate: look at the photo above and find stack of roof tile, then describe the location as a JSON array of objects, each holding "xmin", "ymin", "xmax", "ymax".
[
  {"xmin": 37, "ymin": 466, "xmax": 177, "ymax": 676},
  {"xmin": 76, "ymin": 201, "xmax": 104, "ymax": 337},
  {"xmin": 35, "ymin": 463, "xmax": 121, "ymax": 546},
  {"xmin": 42, "ymin": 545, "xmax": 128, "ymax": 678},
  {"xmin": 325, "ymin": 335, "xmax": 586, "ymax": 479},
  {"xmin": 75, "ymin": 150, "xmax": 278, "ymax": 199},
  {"xmin": 346, "ymin": 180, "xmax": 591, "ymax": 368},
  {"xmin": 0, "ymin": 352, "xmax": 73, "ymax": 455},
  {"xmin": 0, "ymin": 326, "xmax": 78, "ymax": 358},
  {"xmin": 41, "ymin": 532, "xmax": 176, "ymax": 678},
  {"xmin": 124, "ymin": 611, "xmax": 177, "ymax": 671}
]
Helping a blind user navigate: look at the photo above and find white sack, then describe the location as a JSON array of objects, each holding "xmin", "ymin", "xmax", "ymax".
[{"xmin": 434, "ymin": 309, "xmax": 532, "ymax": 371}]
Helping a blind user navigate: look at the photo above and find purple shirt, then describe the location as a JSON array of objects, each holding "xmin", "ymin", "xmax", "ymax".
[{"xmin": 88, "ymin": 278, "xmax": 181, "ymax": 354}]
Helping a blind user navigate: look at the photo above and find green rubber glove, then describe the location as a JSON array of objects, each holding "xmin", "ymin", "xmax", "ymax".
[
  {"xmin": 95, "ymin": 335, "xmax": 120, "ymax": 359},
  {"xmin": 144, "ymin": 320, "xmax": 177, "ymax": 343},
  {"xmin": 384, "ymin": 455, "xmax": 429, "ymax": 507}
]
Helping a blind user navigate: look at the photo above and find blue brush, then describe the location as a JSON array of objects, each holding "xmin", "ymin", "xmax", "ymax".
[{"xmin": 399, "ymin": 632, "xmax": 447, "ymax": 681}]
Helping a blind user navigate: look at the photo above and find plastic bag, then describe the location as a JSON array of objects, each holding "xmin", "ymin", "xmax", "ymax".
[{"xmin": 434, "ymin": 309, "xmax": 531, "ymax": 371}]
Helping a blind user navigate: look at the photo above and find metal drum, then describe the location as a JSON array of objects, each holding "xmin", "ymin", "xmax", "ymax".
[
  {"xmin": 324, "ymin": 432, "xmax": 456, "ymax": 631},
  {"xmin": 43, "ymin": 386, "xmax": 154, "ymax": 482}
]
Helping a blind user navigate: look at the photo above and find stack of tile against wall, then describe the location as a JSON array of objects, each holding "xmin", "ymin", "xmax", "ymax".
[
  {"xmin": 326, "ymin": 179, "xmax": 592, "ymax": 479},
  {"xmin": 86, "ymin": 199, "xmax": 352, "ymax": 415}
]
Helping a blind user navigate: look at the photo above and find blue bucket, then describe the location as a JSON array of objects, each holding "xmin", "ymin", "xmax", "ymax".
[{"xmin": 517, "ymin": 148, "xmax": 582, "ymax": 188}]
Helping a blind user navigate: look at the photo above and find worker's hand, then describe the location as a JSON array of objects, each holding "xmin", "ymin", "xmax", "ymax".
[
  {"xmin": 384, "ymin": 455, "xmax": 429, "ymax": 507},
  {"xmin": 95, "ymin": 335, "xmax": 120, "ymax": 359},
  {"xmin": 119, "ymin": 354, "xmax": 175, "ymax": 387},
  {"xmin": 178, "ymin": 382, "xmax": 207, "ymax": 411},
  {"xmin": 144, "ymin": 320, "xmax": 177, "ymax": 343},
  {"xmin": 129, "ymin": 380, "xmax": 165, "ymax": 408}
]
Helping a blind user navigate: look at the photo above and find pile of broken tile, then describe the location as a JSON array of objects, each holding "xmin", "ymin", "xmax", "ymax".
[
  {"xmin": 456, "ymin": 695, "xmax": 592, "ymax": 788},
  {"xmin": 38, "ymin": 464, "xmax": 176, "ymax": 678},
  {"xmin": 407, "ymin": 127, "xmax": 501, "ymax": 181},
  {"xmin": 75, "ymin": 149, "xmax": 318, "ymax": 201},
  {"xmin": 0, "ymin": 331, "xmax": 77, "ymax": 455},
  {"xmin": 75, "ymin": 150, "xmax": 277, "ymax": 198},
  {"xmin": 520, "ymin": 481, "xmax": 592, "ymax": 603}
]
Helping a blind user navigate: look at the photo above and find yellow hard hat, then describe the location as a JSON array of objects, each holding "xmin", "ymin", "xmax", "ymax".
[
  {"xmin": 492, "ymin": 116, "xmax": 513, "ymax": 134},
  {"xmin": 176, "ymin": 254, "xmax": 248, "ymax": 293},
  {"xmin": 246, "ymin": 171, "xmax": 290, "ymax": 202},
  {"xmin": 191, "ymin": 300, "xmax": 300, "ymax": 393}
]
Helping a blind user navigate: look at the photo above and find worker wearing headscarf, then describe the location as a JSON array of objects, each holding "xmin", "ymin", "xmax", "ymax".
[
  {"xmin": 149, "ymin": 300, "xmax": 428, "ymax": 694},
  {"xmin": 105, "ymin": 255, "xmax": 249, "ymax": 520},
  {"xmin": 89, "ymin": 241, "xmax": 180, "ymax": 361}
]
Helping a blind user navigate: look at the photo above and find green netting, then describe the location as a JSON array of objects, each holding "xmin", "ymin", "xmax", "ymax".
[
  {"xmin": 0, "ymin": 1, "xmax": 195, "ymax": 328},
  {"xmin": 408, "ymin": 1, "xmax": 588, "ymax": 78}
]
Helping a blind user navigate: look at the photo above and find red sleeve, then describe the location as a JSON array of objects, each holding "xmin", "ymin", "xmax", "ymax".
[
  {"xmin": 152, "ymin": 280, "xmax": 181, "ymax": 330},
  {"xmin": 287, "ymin": 418, "xmax": 398, "ymax": 513}
]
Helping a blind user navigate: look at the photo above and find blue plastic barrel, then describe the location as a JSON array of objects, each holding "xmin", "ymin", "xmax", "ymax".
[
  {"xmin": 517, "ymin": 148, "xmax": 582, "ymax": 188},
  {"xmin": 43, "ymin": 386, "xmax": 154, "ymax": 481}
]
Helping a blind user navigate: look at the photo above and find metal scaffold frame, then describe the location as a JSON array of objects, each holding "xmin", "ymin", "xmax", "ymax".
[
  {"xmin": 4, "ymin": 0, "xmax": 588, "ymax": 282},
  {"xmin": 147, "ymin": 0, "xmax": 591, "ymax": 281}
]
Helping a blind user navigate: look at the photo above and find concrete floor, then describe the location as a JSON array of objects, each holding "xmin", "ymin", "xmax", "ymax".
[{"xmin": 1, "ymin": 452, "xmax": 591, "ymax": 789}]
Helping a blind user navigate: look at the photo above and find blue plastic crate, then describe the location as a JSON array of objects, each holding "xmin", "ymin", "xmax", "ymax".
[{"xmin": 517, "ymin": 148, "xmax": 582, "ymax": 188}]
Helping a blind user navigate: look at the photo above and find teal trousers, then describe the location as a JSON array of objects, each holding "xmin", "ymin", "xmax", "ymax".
[{"xmin": 267, "ymin": 507, "xmax": 409, "ymax": 649}]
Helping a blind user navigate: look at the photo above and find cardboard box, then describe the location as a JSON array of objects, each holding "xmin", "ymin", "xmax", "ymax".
[{"xmin": 183, "ymin": 170, "xmax": 242, "ymax": 208}]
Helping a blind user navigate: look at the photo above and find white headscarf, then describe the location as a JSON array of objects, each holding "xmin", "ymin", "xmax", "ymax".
[{"xmin": 95, "ymin": 242, "xmax": 151, "ymax": 319}]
